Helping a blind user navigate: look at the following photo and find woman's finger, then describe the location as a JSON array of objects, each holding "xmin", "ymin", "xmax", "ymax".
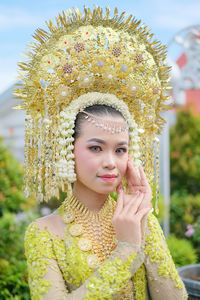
[
  {"xmin": 121, "ymin": 188, "xmax": 145, "ymax": 206},
  {"xmin": 114, "ymin": 185, "xmax": 124, "ymax": 216},
  {"xmin": 123, "ymin": 192, "xmax": 144, "ymax": 216},
  {"xmin": 138, "ymin": 165, "xmax": 148, "ymax": 186},
  {"xmin": 136, "ymin": 206, "xmax": 151, "ymax": 221},
  {"xmin": 126, "ymin": 159, "xmax": 141, "ymax": 191}
]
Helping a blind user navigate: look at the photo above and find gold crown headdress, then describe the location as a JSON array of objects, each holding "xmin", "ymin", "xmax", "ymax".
[{"xmin": 13, "ymin": 6, "xmax": 171, "ymax": 210}]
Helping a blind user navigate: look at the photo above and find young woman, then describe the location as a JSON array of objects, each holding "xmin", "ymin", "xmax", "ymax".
[
  {"xmin": 14, "ymin": 6, "xmax": 188, "ymax": 300},
  {"xmin": 24, "ymin": 101, "xmax": 187, "ymax": 299}
]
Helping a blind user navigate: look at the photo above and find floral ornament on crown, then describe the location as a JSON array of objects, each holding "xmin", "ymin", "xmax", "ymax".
[{"xmin": 56, "ymin": 92, "xmax": 144, "ymax": 184}]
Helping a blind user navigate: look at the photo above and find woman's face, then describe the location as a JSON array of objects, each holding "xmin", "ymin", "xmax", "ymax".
[{"xmin": 73, "ymin": 115, "xmax": 129, "ymax": 195}]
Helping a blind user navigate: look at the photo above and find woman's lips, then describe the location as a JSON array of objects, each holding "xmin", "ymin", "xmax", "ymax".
[{"xmin": 98, "ymin": 175, "xmax": 117, "ymax": 182}]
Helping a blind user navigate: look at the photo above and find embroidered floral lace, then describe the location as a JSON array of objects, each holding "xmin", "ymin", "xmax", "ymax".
[{"xmin": 24, "ymin": 212, "xmax": 188, "ymax": 300}]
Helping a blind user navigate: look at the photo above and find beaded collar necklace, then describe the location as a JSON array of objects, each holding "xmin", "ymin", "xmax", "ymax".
[{"xmin": 59, "ymin": 194, "xmax": 117, "ymax": 265}]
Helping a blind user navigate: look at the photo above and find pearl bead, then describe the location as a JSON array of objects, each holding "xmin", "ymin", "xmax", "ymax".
[
  {"xmin": 98, "ymin": 60, "xmax": 105, "ymax": 67},
  {"xmin": 121, "ymin": 64, "xmax": 128, "ymax": 72}
]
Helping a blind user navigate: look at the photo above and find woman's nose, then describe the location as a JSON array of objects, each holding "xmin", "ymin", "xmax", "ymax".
[{"xmin": 102, "ymin": 153, "xmax": 116, "ymax": 169}]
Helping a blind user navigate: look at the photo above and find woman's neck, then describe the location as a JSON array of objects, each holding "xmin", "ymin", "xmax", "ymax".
[{"xmin": 72, "ymin": 181, "xmax": 108, "ymax": 213}]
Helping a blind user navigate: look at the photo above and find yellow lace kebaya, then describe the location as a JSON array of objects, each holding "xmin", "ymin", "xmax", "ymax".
[{"xmin": 24, "ymin": 196, "xmax": 188, "ymax": 300}]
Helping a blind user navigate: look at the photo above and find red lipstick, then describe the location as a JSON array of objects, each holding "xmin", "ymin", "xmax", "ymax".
[{"xmin": 98, "ymin": 174, "xmax": 117, "ymax": 182}]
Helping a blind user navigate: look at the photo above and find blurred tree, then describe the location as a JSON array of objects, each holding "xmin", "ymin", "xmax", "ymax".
[
  {"xmin": 0, "ymin": 136, "xmax": 36, "ymax": 214},
  {"xmin": 170, "ymin": 191, "xmax": 200, "ymax": 237},
  {"xmin": 170, "ymin": 109, "xmax": 200, "ymax": 194},
  {"xmin": 167, "ymin": 234, "xmax": 197, "ymax": 267},
  {"xmin": 0, "ymin": 136, "xmax": 37, "ymax": 298}
]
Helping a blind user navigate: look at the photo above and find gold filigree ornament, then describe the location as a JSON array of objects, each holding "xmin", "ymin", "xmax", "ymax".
[
  {"xmin": 13, "ymin": 6, "xmax": 171, "ymax": 211},
  {"xmin": 62, "ymin": 209, "xmax": 75, "ymax": 224},
  {"xmin": 87, "ymin": 254, "xmax": 100, "ymax": 268}
]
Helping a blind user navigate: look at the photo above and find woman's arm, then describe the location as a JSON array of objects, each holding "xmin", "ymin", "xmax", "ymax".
[
  {"xmin": 25, "ymin": 222, "xmax": 144, "ymax": 300},
  {"xmin": 143, "ymin": 213, "xmax": 188, "ymax": 300}
]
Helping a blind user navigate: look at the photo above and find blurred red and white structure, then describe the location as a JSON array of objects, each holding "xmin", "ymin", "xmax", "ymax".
[{"xmin": 169, "ymin": 25, "xmax": 200, "ymax": 113}]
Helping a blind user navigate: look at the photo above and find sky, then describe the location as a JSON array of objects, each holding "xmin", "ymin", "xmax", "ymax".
[{"xmin": 0, "ymin": 0, "xmax": 200, "ymax": 94}]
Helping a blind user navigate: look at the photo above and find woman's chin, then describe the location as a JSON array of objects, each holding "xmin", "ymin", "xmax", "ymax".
[{"xmin": 96, "ymin": 186, "xmax": 116, "ymax": 195}]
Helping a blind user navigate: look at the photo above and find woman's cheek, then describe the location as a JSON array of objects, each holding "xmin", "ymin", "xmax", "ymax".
[
  {"xmin": 74, "ymin": 146, "xmax": 89, "ymax": 161},
  {"xmin": 75, "ymin": 149, "xmax": 96, "ymax": 172}
]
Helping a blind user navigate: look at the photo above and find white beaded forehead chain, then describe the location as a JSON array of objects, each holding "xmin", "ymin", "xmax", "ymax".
[{"xmin": 79, "ymin": 110, "xmax": 129, "ymax": 134}]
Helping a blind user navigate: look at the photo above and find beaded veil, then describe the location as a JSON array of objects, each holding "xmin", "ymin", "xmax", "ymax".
[{"xmin": 13, "ymin": 6, "xmax": 171, "ymax": 207}]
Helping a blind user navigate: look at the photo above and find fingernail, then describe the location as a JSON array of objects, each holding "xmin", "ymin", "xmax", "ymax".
[{"xmin": 135, "ymin": 190, "xmax": 143, "ymax": 196}]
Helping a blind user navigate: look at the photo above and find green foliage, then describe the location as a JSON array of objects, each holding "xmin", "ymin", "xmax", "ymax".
[
  {"xmin": 0, "ymin": 212, "xmax": 39, "ymax": 299},
  {"xmin": 170, "ymin": 191, "xmax": 200, "ymax": 262},
  {"xmin": 192, "ymin": 217, "xmax": 200, "ymax": 245},
  {"xmin": 188, "ymin": 217, "xmax": 200, "ymax": 262},
  {"xmin": 170, "ymin": 109, "xmax": 200, "ymax": 194},
  {"xmin": 0, "ymin": 136, "xmax": 39, "ymax": 298},
  {"xmin": 170, "ymin": 109, "xmax": 200, "ymax": 263},
  {"xmin": 167, "ymin": 234, "xmax": 197, "ymax": 267},
  {"xmin": 170, "ymin": 191, "xmax": 200, "ymax": 237},
  {"xmin": 0, "ymin": 136, "xmax": 36, "ymax": 213}
]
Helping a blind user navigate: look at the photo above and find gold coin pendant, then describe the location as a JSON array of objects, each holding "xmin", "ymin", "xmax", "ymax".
[
  {"xmin": 87, "ymin": 254, "xmax": 100, "ymax": 268},
  {"xmin": 69, "ymin": 224, "xmax": 83, "ymax": 236},
  {"xmin": 78, "ymin": 238, "xmax": 92, "ymax": 251},
  {"xmin": 63, "ymin": 210, "xmax": 75, "ymax": 223}
]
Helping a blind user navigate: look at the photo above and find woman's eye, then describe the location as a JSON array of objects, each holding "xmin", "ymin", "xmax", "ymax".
[
  {"xmin": 116, "ymin": 148, "xmax": 127, "ymax": 153},
  {"xmin": 89, "ymin": 146, "xmax": 102, "ymax": 152}
]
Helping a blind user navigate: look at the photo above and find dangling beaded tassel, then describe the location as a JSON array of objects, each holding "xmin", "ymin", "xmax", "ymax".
[
  {"xmin": 146, "ymin": 135, "xmax": 154, "ymax": 188},
  {"xmin": 51, "ymin": 108, "xmax": 60, "ymax": 199},
  {"xmin": 38, "ymin": 117, "xmax": 45, "ymax": 202},
  {"xmin": 44, "ymin": 116, "xmax": 52, "ymax": 201},
  {"xmin": 155, "ymin": 136, "xmax": 160, "ymax": 215},
  {"xmin": 141, "ymin": 137, "xmax": 146, "ymax": 173},
  {"xmin": 66, "ymin": 183, "xmax": 73, "ymax": 198},
  {"xmin": 23, "ymin": 115, "xmax": 33, "ymax": 198},
  {"xmin": 32, "ymin": 117, "xmax": 39, "ymax": 197}
]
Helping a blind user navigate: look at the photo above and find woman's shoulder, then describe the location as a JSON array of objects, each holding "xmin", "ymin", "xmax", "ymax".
[
  {"xmin": 26, "ymin": 213, "xmax": 66, "ymax": 240},
  {"xmin": 147, "ymin": 212, "xmax": 165, "ymax": 236},
  {"xmin": 24, "ymin": 215, "xmax": 61, "ymax": 261}
]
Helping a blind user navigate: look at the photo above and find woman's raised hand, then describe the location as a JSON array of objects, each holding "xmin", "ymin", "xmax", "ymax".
[
  {"xmin": 126, "ymin": 158, "xmax": 152, "ymax": 211},
  {"xmin": 112, "ymin": 159, "xmax": 152, "ymax": 245}
]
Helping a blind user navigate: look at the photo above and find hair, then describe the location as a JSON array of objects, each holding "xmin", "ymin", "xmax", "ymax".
[{"xmin": 73, "ymin": 104, "xmax": 125, "ymax": 139}]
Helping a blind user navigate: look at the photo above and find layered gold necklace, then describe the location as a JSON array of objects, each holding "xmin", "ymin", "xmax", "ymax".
[
  {"xmin": 59, "ymin": 194, "xmax": 117, "ymax": 265},
  {"xmin": 59, "ymin": 194, "xmax": 134, "ymax": 299}
]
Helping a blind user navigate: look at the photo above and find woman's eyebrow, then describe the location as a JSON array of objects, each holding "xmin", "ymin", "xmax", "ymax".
[
  {"xmin": 87, "ymin": 138, "xmax": 105, "ymax": 144},
  {"xmin": 118, "ymin": 141, "xmax": 128, "ymax": 146},
  {"xmin": 87, "ymin": 138, "xmax": 128, "ymax": 146}
]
